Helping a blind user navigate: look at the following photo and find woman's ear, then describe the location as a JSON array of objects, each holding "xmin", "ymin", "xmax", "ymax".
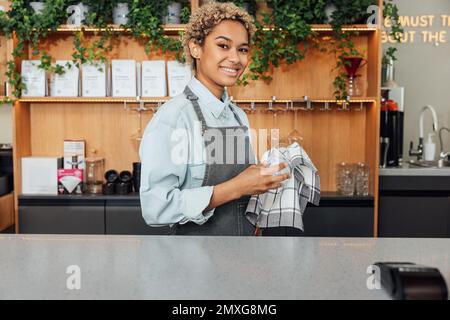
[{"xmin": 188, "ymin": 39, "xmax": 202, "ymax": 59}]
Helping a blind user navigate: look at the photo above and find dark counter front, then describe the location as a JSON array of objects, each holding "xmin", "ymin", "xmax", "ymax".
[
  {"xmin": 379, "ymin": 175, "xmax": 450, "ymax": 238},
  {"xmin": 18, "ymin": 192, "xmax": 375, "ymax": 236}
]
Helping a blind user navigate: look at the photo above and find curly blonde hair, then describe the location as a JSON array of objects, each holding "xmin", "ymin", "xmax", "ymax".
[{"xmin": 182, "ymin": 1, "xmax": 256, "ymax": 70}]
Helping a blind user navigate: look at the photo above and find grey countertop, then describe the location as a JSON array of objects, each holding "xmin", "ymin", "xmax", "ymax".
[
  {"xmin": 379, "ymin": 164, "xmax": 450, "ymax": 176},
  {"xmin": 1, "ymin": 234, "xmax": 449, "ymax": 300}
]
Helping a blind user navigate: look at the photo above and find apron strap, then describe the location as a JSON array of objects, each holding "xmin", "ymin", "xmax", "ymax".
[
  {"xmin": 229, "ymin": 104, "xmax": 245, "ymax": 127},
  {"xmin": 184, "ymin": 86, "xmax": 208, "ymax": 135},
  {"xmin": 184, "ymin": 86, "xmax": 247, "ymax": 133}
]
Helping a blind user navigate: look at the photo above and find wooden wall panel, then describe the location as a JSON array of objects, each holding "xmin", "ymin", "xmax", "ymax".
[
  {"xmin": 229, "ymin": 36, "xmax": 370, "ymax": 100},
  {"xmin": 29, "ymin": 104, "xmax": 367, "ymax": 192},
  {"xmin": 30, "ymin": 103, "xmax": 142, "ymax": 172},
  {"xmin": 0, "ymin": 192, "xmax": 14, "ymax": 231},
  {"xmin": 34, "ymin": 34, "xmax": 178, "ymax": 62},
  {"xmin": 0, "ymin": 36, "xmax": 7, "ymax": 95}
]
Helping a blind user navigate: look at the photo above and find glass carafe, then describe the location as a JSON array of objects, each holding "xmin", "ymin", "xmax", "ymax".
[{"xmin": 85, "ymin": 157, "xmax": 104, "ymax": 194}]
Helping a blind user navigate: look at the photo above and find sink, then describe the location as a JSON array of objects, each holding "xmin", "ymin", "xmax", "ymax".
[{"xmin": 408, "ymin": 160, "xmax": 450, "ymax": 168}]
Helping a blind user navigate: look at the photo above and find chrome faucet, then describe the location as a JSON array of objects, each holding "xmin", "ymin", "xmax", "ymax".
[
  {"xmin": 439, "ymin": 127, "xmax": 450, "ymax": 161},
  {"xmin": 409, "ymin": 105, "xmax": 439, "ymax": 161}
]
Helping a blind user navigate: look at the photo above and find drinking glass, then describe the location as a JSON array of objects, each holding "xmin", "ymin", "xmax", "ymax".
[
  {"xmin": 287, "ymin": 104, "xmax": 303, "ymax": 146},
  {"xmin": 355, "ymin": 162, "xmax": 370, "ymax": 196},
  {"xmin": 336, "ymin": 162, "xmax": 355, "ymax": 196}
]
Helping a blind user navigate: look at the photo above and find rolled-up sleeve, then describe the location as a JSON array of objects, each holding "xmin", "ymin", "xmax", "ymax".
[{"xmin": 139, "ymin": 116, "xmax": 214, "ymax": 226}]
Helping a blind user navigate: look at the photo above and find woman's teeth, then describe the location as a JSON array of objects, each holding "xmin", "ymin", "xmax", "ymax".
[{"xmin": 220, "ymin": 67, "xmax": 238, "ymax": 75}]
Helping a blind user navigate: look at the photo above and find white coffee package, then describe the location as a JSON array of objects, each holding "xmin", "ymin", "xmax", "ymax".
[
  {"xmin": 82, "ymin": 61, "xmax": 107, "ymax": 97},
  {"xmin": 21, "ymin": 60, "xmax": 46, "ymax": 97},
  {"xmin": 167, "ymin": 61, "xmax": 192, "ymax": 97},
  {"xmin": 52, "ymin": 60, "xmax": 80, "ymax": 97},
  {"xmin": 22, "ymin": 157, "xmax": 58, "ymax": 195},
  {"xmin": 111, "ymin": 59, "xmax": 136, "ymax": 97},
  {"xmin": 141, "ymin": 60, "xmax": 167, "ymax": 97}
]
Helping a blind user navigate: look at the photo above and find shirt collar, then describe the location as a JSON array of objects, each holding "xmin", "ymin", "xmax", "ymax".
[{"xmin": 187, "ymin": 76, "xmax": 230, "ymax": 119}]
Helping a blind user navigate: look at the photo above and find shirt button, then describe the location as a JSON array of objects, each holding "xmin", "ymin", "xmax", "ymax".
[{"xmin": 221, "ymin": 110, "xmax": 229, "ymax": 120}]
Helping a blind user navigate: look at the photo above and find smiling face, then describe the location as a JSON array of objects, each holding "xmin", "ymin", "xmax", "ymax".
[{"xmin": 189, "ymin": 20, "xmax": 250, "ymax": 98}]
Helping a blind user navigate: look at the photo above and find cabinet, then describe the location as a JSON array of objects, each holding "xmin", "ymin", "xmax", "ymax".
[
  {"xmin": 19, "ymin": 196, "xmax": 105, "ymax": 234},
  {"xmin": 263, "ymin": 194, "xmax": 374, "ymax": 237},
  {"xmin": 378, "ymin": 175, "xmax": 450, "ymax": 238},
  {"xmin": 19, "ymin": 193, "xmax": 373, "ymax": 236},
  {"xmin": 18, "ymin": 194, "xmax": 170, "ymax": 235},
  {"xmin": 105, "ymin": 198, "xmax": 170, "ymax": 235}
]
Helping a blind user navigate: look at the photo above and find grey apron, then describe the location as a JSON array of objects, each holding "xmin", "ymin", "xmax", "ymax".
[{"xmin": 173, "ymin": 86, "xmax": 256, "ymax": 236}]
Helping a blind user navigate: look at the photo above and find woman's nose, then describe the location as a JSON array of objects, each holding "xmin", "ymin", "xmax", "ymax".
[{"xmin": 227, "ymin": 49, "xmax": 240, "ymax": 63}]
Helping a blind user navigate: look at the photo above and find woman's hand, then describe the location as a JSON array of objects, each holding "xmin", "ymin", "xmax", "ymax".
[
  {"xmin": 232, "ymin": 162, "xmax": 291, "ymax": 197},
  {"xmin": 204, "ymin": 162, "xmax": 291, "ymax": 212}
]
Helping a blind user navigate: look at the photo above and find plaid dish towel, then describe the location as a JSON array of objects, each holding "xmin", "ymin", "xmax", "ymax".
[{"xmin": 245, "ymin": 142, "xmax": 320, "ymax": 231}]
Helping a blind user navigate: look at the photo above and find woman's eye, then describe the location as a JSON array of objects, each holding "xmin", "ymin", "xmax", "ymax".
[
  {"xmin": 240, "ymin": 48, "xmax": 249, "ymax": 53},
  {"xmin": 218, "ymin": 44, "xmax": 228, "ymax": 49}
]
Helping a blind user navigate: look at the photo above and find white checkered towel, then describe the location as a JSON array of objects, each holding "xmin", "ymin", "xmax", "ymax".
[{"xmin": 245, "ymin": 142, "xmax": 320, "ymax": 231}]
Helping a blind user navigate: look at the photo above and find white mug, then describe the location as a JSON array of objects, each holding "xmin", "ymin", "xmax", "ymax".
[
  {"xmin": 113, "ymin": 3, "xmax": 129, "ymax": 25},
  {"xmin": 164, "ymin": 2, "xmax": 181, "ymax": 24},
  {"xmin": 66, "ymin": 3, "xmax": 89, "ymax": 26},
  {"xmin": 30, "ymin": 2, "xmax": 45, "ymax": 14}
]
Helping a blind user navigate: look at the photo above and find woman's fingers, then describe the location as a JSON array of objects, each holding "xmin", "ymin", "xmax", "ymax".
[
  {"xmin": 269, "ymin": 173, "xmax": 291, "ymax": 183},
  {"xmin": 268, "ymin": 183, "xmax": 282, "ymax": 190},
  {"xmin": 259, "ymin": 162, "xmax": 289, "ymax": 176}
]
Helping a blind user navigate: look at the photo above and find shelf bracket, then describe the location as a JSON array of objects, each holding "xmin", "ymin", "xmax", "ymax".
[
  {"xmin": 301, "ymin": 96, "xmax": 313, "ymax": 111},
  {"xmin": 320, "ymin": 101, "xmax": 331, "ymax": 111},
  {"xmin": 337, "ymin": 96, "xmax": 351, "ymax": 111},
  {"xmin": 356, "ymin": 101, "xmax": 364, "ymax": 111},
  {"xmin": 268, "ymin": 96, "xmax": 276, "ymax": 111}
]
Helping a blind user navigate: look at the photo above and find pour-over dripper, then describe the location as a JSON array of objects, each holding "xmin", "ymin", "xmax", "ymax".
[
  {"xmin": 343, "ymin": 57, "xmax": 366, "ymax": 97},
  {"xmin": 343, "ymin": 57, "xmax": 364, "ymax": 77}
]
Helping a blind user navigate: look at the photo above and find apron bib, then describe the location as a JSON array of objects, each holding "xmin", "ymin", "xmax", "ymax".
[{"xmin": 173, "ymin": 86, "xmax": 256, "ymax": 236}]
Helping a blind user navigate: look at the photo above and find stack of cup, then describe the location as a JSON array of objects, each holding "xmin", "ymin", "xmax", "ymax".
[
  {"xmin": 103, "ymin": 169, "xmax": 134, "ymax": 195},
  {"xmin": 132, "ymin": 162, "xmax": 141, "ymax": 193},
  {"xmin": 336, "ymin": 162, "xmax": 370, "ymax": 196}
]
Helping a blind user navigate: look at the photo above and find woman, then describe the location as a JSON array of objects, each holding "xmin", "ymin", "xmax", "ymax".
[{"xmin": 139, "ymin": 2, "xmax": 290, "ymax": 236}]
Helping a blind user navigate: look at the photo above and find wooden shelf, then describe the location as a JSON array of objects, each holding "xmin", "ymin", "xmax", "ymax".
[
  {"xmin": 19, "ymin": 96, "xmax": 377, "ymax": 104},
  {"xmin": 50, "ymin": 24, "xmax": 378, "ymax": 35},
  {"xmin": 234, "ymin": 98, "xmax": 377, "ymax": 104},
  {"xmin": 19, "ymin": 97, "xmax": 170, "ymax": 103},
  {"xmin": 310, "ymin": 24, "xmax": 379, "ymax": 32},
  {"xmin": 54, "ymin": 24, "xmax": 186, "ymax": 35}
]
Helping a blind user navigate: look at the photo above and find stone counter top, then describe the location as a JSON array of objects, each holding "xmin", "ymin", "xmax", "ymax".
[{"xmin": 1, "ymin": 234, "xmax": 449, "ymax": 300}]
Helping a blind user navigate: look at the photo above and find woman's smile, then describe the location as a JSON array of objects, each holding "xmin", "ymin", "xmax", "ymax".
[{"xmin": 219, "ymin": 65, "xmax": 241, "ymax": 77}]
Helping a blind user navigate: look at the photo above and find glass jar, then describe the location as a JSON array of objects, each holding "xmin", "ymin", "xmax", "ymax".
[{"xmin": 85, "ymin": 157, "xmax": 104, "ymax": 194}]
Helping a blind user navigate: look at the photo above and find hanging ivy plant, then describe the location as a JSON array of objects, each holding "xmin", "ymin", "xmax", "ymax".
[
  {"xmin": 0, "ymin": 0, "xmax": 402, "ymax": 102},
  {"xmin": 126, "ymin": 0, "xmax": 184, "ymax": 59},
  {"xmin": 240, "ymin": 0, "xmax": 326, "ymax": 85},
  {"xmin": 2, "ymin": 0, "xmax": 69, "ymax": 99},
  {"xmin": 382, "ymin": 0, "xmax": 404, "ymax": 65}
]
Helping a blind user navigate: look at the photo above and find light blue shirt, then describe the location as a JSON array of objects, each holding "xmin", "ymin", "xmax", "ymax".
[{"xmin": 139, "ymin": 77, "xmax": 253, "ymax": 226}]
